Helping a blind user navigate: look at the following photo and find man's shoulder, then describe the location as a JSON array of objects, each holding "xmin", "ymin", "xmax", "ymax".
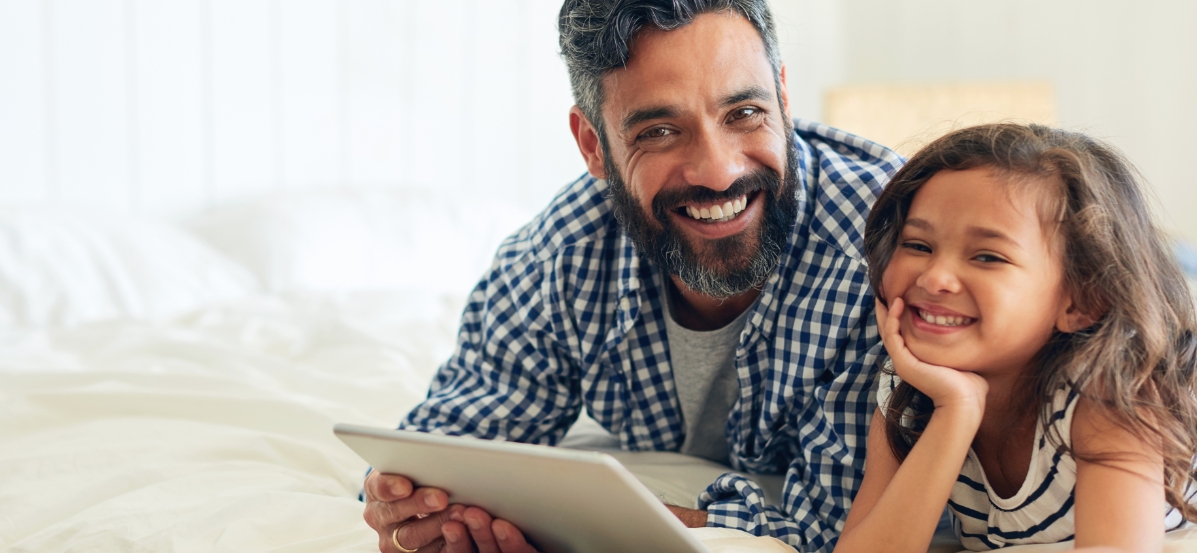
[
  {"xmin": 496, "ymin": 173, "xmax": 621, "ymax": 271},
  {"xmin": 792, "ymin": 119, "xmax": 905, "ymax": 262}
]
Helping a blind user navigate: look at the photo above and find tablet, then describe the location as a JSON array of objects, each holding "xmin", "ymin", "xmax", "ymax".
[{"xmin": 334, "ymin": 423, "xmax": 709, "ymax": 553}]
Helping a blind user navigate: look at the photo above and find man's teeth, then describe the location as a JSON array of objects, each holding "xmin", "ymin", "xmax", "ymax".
[
  {"xmin": 684, "ymin": 195, "xmax": 749, "ymax": 222},
  {"xmin": 917, "ymin": 309, "xmax": 971, "ymax": 327}
]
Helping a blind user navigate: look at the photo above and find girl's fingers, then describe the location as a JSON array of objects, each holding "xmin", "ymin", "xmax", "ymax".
[
  {"xmin": 874, "ymin": 298, "xmax": 889, "ymax": 335},
  {"xmin": 887, "ymin": 297, "xmax": 905, "ymax": 338}
]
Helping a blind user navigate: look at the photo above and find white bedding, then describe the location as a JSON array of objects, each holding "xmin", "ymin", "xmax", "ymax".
[{"xmin": 0, "ymin": 291, "xmax": 456, "ymax": 551}]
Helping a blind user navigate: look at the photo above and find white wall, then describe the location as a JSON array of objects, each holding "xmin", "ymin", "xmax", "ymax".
[
  {"xmin": 0, "ymin": 0, "xmax": 585, "ymax": 217},
  {"xmin": 836, "ymin": 0, "xmax": 1197, "ymax": 240},
  {"xmin": 4, "ymin": 0, "xmax": 1195, "ymax": 241}
]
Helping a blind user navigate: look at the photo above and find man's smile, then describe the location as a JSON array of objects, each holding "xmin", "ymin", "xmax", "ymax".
[
  {"xmin": 679, "ymin": 192, "xmax": 751, "ymax": 223},
  {"xmin": 668, "ymin": 190, "xmax": 763, "ymax": 240}
]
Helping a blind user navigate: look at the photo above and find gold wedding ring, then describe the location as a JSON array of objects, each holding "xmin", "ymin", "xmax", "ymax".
[{"xmin": 392, "ymin": 521, "xmax": 418, "ymax": 553}]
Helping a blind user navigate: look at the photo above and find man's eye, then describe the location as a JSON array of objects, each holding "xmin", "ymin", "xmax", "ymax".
[
  {"xmin": 730, "ymin": 107, "xmax": 759, "ymax": 121},
  {"xmin": 639, "ymin": 127, "xmax": 674, "ymax": 140},
  {"xmin": 900, "ymin": 242, "xmax": 931, "ymax": 253}
]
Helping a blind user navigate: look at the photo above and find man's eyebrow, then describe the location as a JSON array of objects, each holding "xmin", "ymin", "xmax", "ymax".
[
  {"xmin": 721, "ymin": 85, "xmax": 771, "ymax": 107},
  {"xmin": 621, "ymin": 106, "xmax": 678, "ymax": 133}
]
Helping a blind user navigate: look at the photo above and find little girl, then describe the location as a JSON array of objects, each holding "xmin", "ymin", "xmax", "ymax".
[{"xmin": 835, "ymin": 124, "xmax": 1197, "ymax": 552}]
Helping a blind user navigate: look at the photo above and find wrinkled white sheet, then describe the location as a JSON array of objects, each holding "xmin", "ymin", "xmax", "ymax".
[{"xmin": 0, "ymin": 291, "xmax": 458, "ymax": 552}]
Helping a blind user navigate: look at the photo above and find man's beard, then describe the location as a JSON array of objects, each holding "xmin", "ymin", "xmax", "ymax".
[{"xmin": 604, "ymin": 135, "xmax": 801, "ymax": 300}]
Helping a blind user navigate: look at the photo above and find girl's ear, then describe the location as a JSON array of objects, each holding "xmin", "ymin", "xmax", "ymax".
[{"xmin": 1056, "ymin": 296, "xmax": 1102, "ymax": 333}]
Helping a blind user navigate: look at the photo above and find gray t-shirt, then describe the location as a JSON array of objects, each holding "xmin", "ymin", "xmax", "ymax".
[{"xmin": 661, "ymin": 279, "xmax": 754, "ymax": 466}]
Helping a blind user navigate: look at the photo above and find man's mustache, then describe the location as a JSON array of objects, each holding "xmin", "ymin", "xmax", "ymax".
[{"xmin": 651, "ymin": 169, "xmax": 783, "ymax": 222}]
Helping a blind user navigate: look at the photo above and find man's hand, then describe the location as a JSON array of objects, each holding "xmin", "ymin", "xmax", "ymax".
[
  {"xmin": 363, "ymin": 471, "xmax": 541, "ymax": 553},
  {"xmin": 665, "ymin": 505, "xmax": 709, "ymax": 528}
]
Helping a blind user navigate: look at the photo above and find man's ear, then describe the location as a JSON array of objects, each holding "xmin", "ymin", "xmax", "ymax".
[
  {"xmin": 1056, "ymin": 296, "xmax": 1102, "ymax": 333},
  {"xmin": 778, "ymin": 64, "xmax": 791, "ymax": 120},
  {"xmin": 569, "ymin": 106, "xmax": 607, "ymax": 179}
]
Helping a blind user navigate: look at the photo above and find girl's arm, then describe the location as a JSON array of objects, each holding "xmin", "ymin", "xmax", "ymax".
[
  {"xmin": 834, "ymin": 405, "xmax": 981, "ymax": 553},
  {"xmin": 835, "ymin": 299, "xmax": 986, "ymax": 553},
  {"xmin": 1072, "ymin": 398, "xmax": 1166, "ymax": 553}
]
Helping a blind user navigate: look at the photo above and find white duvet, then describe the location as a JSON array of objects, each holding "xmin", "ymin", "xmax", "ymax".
[{"xmin": 0, "ymin": 291, "xmax": 459, "ymax": 551}]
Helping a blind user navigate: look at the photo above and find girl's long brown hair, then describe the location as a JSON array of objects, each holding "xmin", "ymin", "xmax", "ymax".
[{"xmin": 864, "ymin": 123, "xmax": 1197, "ymax": 519}]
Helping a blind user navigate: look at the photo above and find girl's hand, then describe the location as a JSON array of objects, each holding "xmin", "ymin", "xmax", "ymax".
[{"xmin": 876, "ymin": 297, "xmax": 988, "ymax": 414}]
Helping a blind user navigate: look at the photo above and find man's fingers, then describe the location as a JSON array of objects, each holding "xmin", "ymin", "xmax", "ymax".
[
  {"xmin": 440, "ymin": 521, "xmax": 477, "ymax": 553},
  {"xmin": 366, "ymin": 472, "xmax": 414, "ymax": 502},
  {"xmin": 390, "ymin": 505, "xmax": 465, "ymax": 552},
  {"xmin": 366, "ymin": 487, "xmax": 452, "ymax": 531},
  {"xmin": 492, "ymin": 519, "xmax": 539, "ymax": 553},
  {"xmin": 462, "ymin": 507, "xmax": 500, "ymax": 553}
]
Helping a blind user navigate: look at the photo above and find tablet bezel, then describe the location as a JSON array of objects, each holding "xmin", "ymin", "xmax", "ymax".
[{"xmin": 334, "ymin": 423, "xmax": 709, "ymax": 553}]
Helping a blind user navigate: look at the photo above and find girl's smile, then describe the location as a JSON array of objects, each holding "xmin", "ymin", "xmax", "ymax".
[
  {"xmin": 881, "ymin": 167, "xmax": 1076, "ymax": 377},
  {"xmin": 908, "ymin": 303, "xmax": 977, "ymax": 334}
]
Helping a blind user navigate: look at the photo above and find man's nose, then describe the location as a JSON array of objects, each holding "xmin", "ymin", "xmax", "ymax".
[
  {"xmin": 915, "ymin": 256, "xmax": 962, "ymax": 295},
  {"xmin": 680, "ymin": 127, "xmax": 746, "ymax": 192}
]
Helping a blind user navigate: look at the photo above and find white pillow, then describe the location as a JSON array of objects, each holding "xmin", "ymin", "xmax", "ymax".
[
  {"xmin": 0, "ymin": 208, "xmax": 260, "ymax": 329},
  {"xmin": 184, "ymin": 189, "xmax": 537, "ymax": 295}
]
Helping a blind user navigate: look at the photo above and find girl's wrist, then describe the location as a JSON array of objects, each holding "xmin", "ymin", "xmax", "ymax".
[{"xmin": 931, "ymin": 401, "xmax": 985, "ymax": 432}]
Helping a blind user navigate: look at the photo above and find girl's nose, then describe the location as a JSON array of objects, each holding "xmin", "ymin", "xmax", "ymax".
[
  {"xmin": 681, "ymin": 127, "xmax": 745, "ymax": 193},
  {"xmin": 915, "ymin": 257, "xmax": 962, "ymax": 295}
]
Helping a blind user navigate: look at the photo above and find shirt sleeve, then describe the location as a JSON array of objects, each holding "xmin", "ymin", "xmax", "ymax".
[
  {"xmin": 399, "ymin": 242, "xmax": 584, "ymax": 445},
  {"xmin": 698, "ymin": 353, "xmax": 889, "ymax": 553}
]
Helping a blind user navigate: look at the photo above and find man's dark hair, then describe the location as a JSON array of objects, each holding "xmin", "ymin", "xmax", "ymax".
[{"xmin": 558, "ymin": 0, "xmax": 782, "ymax": 142}]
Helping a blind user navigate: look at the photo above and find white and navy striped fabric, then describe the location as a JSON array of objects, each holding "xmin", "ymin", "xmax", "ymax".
[
  {"xmin": 399, "ymin": 119, "xmax": 902, "ymax": 552},
  {"xmin": 878, "ymin": 371, "xmax": 1192, "ymax": 550}
]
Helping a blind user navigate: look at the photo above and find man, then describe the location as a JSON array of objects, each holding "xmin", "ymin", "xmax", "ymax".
[{"xmin": 362, "ymin": 1, "xmax": 902, "ymax": 552}]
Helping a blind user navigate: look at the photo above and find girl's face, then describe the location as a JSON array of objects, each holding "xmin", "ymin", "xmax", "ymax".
[{"xmin": 881, "ymin": 168, "xmax": 1075, "ymax": 378}]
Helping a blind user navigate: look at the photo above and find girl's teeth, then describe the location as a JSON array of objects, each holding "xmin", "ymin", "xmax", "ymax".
[{"xmin": 918, "ymin": 309, "xmax": 969, "ymax": 327}]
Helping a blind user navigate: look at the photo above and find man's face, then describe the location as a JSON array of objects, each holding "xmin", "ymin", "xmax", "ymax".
[{"xmin": 596, "ymin": 12, "xmax": 798, "ymax": 298}]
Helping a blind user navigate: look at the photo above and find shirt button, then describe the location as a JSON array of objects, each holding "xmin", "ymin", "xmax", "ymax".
[{"xmin": 619, "ymin": 297, "xmax": 630, "ymax": 310}]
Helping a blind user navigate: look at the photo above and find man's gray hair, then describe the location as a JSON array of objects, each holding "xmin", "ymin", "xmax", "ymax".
[{"xmin": 558, "ymin": 0, "xmax": 782, "ymax": 142}]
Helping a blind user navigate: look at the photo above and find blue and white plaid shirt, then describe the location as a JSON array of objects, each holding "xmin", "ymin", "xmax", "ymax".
[{"xmin": 401, "ymin": 119, "xmax": 902, "ymax": 552}]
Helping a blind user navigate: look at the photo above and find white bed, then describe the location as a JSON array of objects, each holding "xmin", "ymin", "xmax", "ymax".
[{"xmin": 1, "ymin": 192, "xmax": 1193, "ymax": 552}]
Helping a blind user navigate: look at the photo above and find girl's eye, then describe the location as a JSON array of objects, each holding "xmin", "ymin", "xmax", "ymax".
[
  {"xmin": 900, "ymin": 241, "xmax": 931, "ymax": 253},
  {"xmin": 974, "ymin": 253, "xmax": 1007, "ymax": 263}
]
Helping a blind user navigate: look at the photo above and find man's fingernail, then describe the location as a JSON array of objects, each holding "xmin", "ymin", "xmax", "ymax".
[
  {"xmin": 450, "ymin": 511, "xmax": 464, "ymax": 522},
  {"xmin": 424, "ymin": 494, "xmax": 442, "ymax": 508},
  {"xmin": 445, "ymin": 527, "xmax": 460, "ymax": 544},
  {"xmin": 494, "ymin": 524, "xmax": 508, "ymax": 541},
  {"xmin": 467, "ymin": 518, "xmax": 482, "ymax": 531}
]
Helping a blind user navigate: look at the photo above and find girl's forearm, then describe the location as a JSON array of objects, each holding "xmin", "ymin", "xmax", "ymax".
[{"xmin": 834, "ymin": 405, "xmax": 981, "ymax": 553}]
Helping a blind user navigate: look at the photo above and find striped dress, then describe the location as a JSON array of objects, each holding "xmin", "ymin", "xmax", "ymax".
[{"xmin": 876, "ymin": 370, "xmax": 1191, "ymax": 550}]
